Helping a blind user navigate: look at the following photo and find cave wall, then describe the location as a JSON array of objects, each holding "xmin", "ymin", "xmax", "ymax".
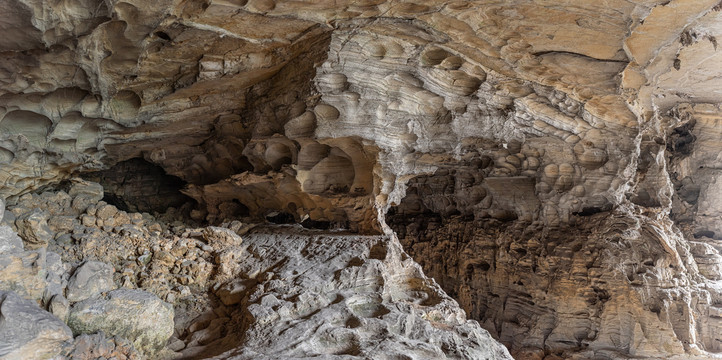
[{"xmin": 1, "ymin": 0, "xmax": 722, "ymax": 359}]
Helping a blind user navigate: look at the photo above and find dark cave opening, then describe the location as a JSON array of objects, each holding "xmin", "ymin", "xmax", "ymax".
[{"xmin": 81, "ymin": 158, "xmax": 195, "ymax": 214}]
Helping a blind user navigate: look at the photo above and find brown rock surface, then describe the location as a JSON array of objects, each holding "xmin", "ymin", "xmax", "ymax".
[{"xmin": 1, "ymin": 1, "xmax": 722, "ymax": 359}]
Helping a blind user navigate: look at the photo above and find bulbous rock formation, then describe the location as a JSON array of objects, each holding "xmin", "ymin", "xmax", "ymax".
[{"xmin": 1, "ymin": 0, "xmax": 722, "ymax": 359}]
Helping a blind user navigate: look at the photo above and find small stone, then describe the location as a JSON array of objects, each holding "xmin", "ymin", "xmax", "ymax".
[
  {"xmin": 153, "ymin": 250, "xmax": 175, "ymax": 266},
  {"xmin": 48, "ymin": 294, "xmax": 70, "ymax": 322},
  {"xmin": 96, "ymin": 204, "xmax": 119, "ymax": 221},
  {"xmin": 137, "ymin": 254, "xmax": 152, "ymax": 266},
  {"xmin": 167, "ymin": 337, "xmax": 186, "ymax": 352},
  {"xmin": 81, "ymin": 214, "xmax": 97, "ymax": 227}
]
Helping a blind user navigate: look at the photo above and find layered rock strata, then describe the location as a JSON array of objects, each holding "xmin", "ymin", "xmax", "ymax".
[{"xmin": 1, "ymin": 1, "xmax": 722, "ymax": 359}]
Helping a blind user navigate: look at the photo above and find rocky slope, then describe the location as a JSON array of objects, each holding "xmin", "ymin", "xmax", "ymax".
[
  {"xmin": 1, "ymin": 0, "xmax": 722, "ymax": 359},
  {"xmin": 1, "ymin": 181, "xmax": 510, "ymax": 359}
]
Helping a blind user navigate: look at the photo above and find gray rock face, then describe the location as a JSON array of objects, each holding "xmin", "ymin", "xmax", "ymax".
[
  {"xmin": 181, "ymin": 227, "xmax": 512, "ymax": 360},
  {"xmin": 65, "ymin": 261, "xmax": 116, "ymax": 303},
  {"xmin": 0, "ymin": 225, "xmax": 68, "ymax": 304},
  {"xmin": 0, "ymin": 228, "xmax": 48, "ymax": 301},
  {"xmin": 68, "ymin": 289, "xmax": 174, "ymax": 355},
  {"xmin": 0, "ymin": 290, "xmax": 73, "ymax": 359},
  {"xmin": 0, "ymin": 225, "xmax": 23, "ymax": 254}
]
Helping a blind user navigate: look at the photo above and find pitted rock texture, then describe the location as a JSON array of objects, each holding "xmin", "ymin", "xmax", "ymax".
[
  {"xmin": 0, "ymin": 183, "xmax": 511, "ymax": 359},
  {"xmin": 389, "ymin": 207, "xmax": 720, "ymax": 359},
  {"xmin": 2, "ymin": 1, "xmax": 722, "ymax": 360},
  {"xmin": 188, "ymin": 227, "xmax": 512, "ymax": 360}
]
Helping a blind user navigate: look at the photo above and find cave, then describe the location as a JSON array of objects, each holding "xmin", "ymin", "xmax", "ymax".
[
  {"xmin": 81, "ymin": 158, "xmax": 194, "ymax": 214},
  {"xmin": 1, "ymin": 1, "xmax": 722, "ymax": 360}
]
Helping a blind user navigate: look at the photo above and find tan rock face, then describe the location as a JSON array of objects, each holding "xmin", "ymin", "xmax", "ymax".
[{"xmin": 1, "ymin": 0, "xmax": 722, "ymax": 359}]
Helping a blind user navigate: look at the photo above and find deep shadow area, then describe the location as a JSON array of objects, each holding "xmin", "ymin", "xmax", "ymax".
[{"xmin": 82, "ymin": 158, "xmax": 194, "ymax": 213}]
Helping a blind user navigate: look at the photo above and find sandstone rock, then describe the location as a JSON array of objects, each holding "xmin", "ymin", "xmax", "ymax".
[
  {"xmin": 14, "ymin": 209, "xmax": 53, "ymax": 249},
  {"xmin": 68, "ymin": 289, "xmax": 174, "ymax": 355},
  {"xmin": 66, "ymin": 261, "xmax": 116, "ymax": 303},
  {"xmin": 0, "ymin": 226, "xmax": 48, "ymax": 301},
  {"xmin": 95, "ymin": 204, "xmax": 118, "ymax": 222},
  {"xmin": 0, "ymin": 290, "xmax": 73, "ymax": 359},
  {"xmin": 69, "ymin": 179, "xmax": 105, "ymax": 214},
  {"xmin": 1, "ymin": 1, "xmax": 722, "ymax": 359},
  {"xmin": 202, "ymin": 226, "xmax": 243, "ymax": 249}
]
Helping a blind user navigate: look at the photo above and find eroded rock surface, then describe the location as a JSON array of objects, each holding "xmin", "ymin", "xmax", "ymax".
[
  {"xmin": 0, "ymin": 183, "xmax": 512, "ymax": 359},
  {"xmin": 68, "ymin": 289, "xmax": 174, "ymax": 355},
  {"xmin": 2, "ymin": 1, "xmax": 722, "ymax": 359},
  {"xmin": 65, "ymin": 261, "xmax": 116, "ymax": 303},
  {"xmin": 0, "ymin": 290, "xmax": 73, "ymax": 360}
]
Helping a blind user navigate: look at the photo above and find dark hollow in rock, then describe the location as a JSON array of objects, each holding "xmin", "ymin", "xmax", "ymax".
[{"xmin": 81, "ymin": 158, "xmax": 194, "ymax": 213}]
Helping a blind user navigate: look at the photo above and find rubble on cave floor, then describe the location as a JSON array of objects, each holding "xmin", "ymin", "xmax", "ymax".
[{"xmin": 0, "ymin": 180, "xmax": 510, "ymax": 360}]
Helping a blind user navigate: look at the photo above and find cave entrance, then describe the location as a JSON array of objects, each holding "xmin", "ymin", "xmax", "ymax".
[{"xmin": 81, "ymin": 158, "xmax": 195, "ymax": 214}]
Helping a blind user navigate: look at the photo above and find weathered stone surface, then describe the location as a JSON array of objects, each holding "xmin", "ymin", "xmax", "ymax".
[
  {"xmin": 48, "ymin": 294, "xmax": 70, "ymax": 323},
  {"xmin": 181, "ymin": 227, "xmax": 512, "ymax": 360},
  {"xmin": 0, "ymin": 226, "xmax": 48, "ymax": 302},
  {"xmin": 68, "ymin": 289, "xmax": 174, "ymax": 355},
  {"xmin": 0, "ymin": 225, "xmax": 23, "ymax": 254},
  {"xmin": 0, "ymin": 290, "xmax": 73, "ymax": 359},
  {"xmin": 1, "ymin": 1, "xmax": 722, "ymax": 359},
  {"xmin": 202, "ymin": 226, "xmax": 242, "ymax": 249},
  {"xmin": 14, "ymin": 209, "xmax": 53, "ymax": 249},
  {"xmin": 65, "ymin": 261, "xmax": 116, "ymax": 303},
  {"xmin": 58, "ymin": 332, "xmax": 142, "ymax": 360}
]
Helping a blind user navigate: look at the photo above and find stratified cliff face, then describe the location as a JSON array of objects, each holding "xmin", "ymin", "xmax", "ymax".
[{"xmin": 1, "ymin": 1, "xmax": 722, "ymax": 359}]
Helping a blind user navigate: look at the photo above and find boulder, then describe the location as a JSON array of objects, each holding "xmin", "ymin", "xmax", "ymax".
[
  {"xmin": 69, "ymin": 179, "xmax": 105, "ymax": 214},
  {"xmin": 0, "ymin": 226, "xmax": 48, "ymax": 301},
  {"xmin": 68, "ymin": 289, "xmax": 174, "ymax": 355},
  {"xmin": 202, "ymin": 226, "xmax": 242, "ymax": 249},
  {"xmin": 48, "ymin": 294, "xmax": 70, "ymax": 323},
  {"xmin": 214, "ymin": 278, "xmax": 257, "ymax": 306},
  {"xmin": 66, "ymin": 261, "xmax": 116, "ymax": 303},
  {"xmin": 14, "ymin": 209, "xmax": 53, "ymax": 249},
  {"xmin": 0, "ymin": 225, "xmax": 23, "ymax": 254},
  {"xmin": 0, "ymin": 290, "xmax": 73, "ymax": 359}
]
